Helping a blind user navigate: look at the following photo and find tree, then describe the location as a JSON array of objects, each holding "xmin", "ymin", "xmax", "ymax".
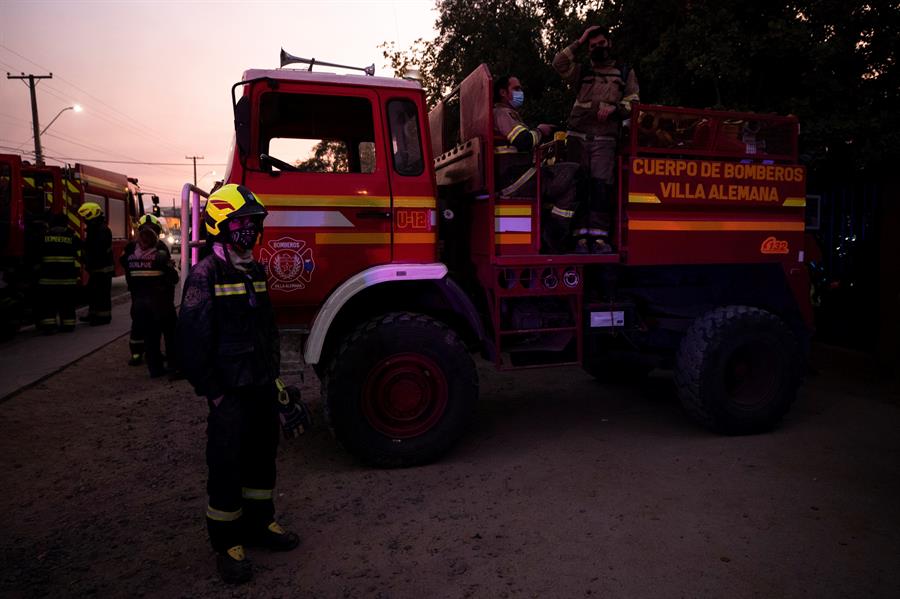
[
  {"xmin": 384, "ymin": 0, "xmax": 898, "ymax": 179},
  {"xmin": 295, "ymin": 140, "xmax": 349, "ymax": 173},
  {"xmin": 295, "ymin": 140, "xmax": 376, "ymax": 174}
]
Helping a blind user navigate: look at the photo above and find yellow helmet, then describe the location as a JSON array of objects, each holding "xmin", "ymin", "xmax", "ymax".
[
  {"xmin": 204, "ymin": 184, "xmax": 267, "ymax": 236},
  {"xmin": 77, "ymin": 202, "xmax": 103, "ymax": 221},
  {"xmin": 138, "ymin": 214, "xmax": 161, "ymax": 232}
]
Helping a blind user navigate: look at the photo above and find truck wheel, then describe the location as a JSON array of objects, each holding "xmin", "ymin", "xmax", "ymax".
[
  {"xmin": 323, "ymin": 312, "xmax": 478, "ymax": 468},
  {"xmin": 674, "ymin": 306, "xmax": 800, "ymax": 434}
]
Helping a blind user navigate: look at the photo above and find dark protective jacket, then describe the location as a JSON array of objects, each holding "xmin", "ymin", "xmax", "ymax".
[
  {"xmin": 493, "ymin": 104, "xmax": 542, "ymax": 152},
  {"xmin": 84, "ymin": 220, "xmax": 114, "ymax": 274},
  {"xmin": 176, "ymin": 251, "xmax": 280, "ymax": 400},
  {"xmin": 120, "ymin": 240, "xmax": 179, "ymax": 314},
  {"xmin": 38, "ymin": 225, "xmax": 80, "ymax": 286},
  {"xmin": 552, "ymin": 44, "xmax": 640, "ymax": 137}
]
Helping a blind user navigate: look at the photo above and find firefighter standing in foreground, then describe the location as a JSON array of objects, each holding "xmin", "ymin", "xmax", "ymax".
[
  {"xmin": 36, "ymin": 213, "xmax": 80, "ymax": 333},
  {"xmin": 78, "ymin": 202, "xmax": 114, "ymax": 325},
  {"xmin": 121, "ymin": 214, "xmax": 179, "ymax": 377},
  {"xmin": 553, "ymin": 26, "xmax": 640, "ymax": 253},
  {"xmin": 176, "ymin": 184, "xmax": 306, "ymax": 584}
]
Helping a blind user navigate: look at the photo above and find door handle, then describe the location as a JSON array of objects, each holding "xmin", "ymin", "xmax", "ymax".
[{"xmin": 356, "ymin": 210, "xmax": 392, "ymax": 219}]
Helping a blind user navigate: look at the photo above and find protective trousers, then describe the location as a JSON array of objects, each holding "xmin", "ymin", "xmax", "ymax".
[
  {"xmin": 541, "ymin": 162, "xmax": 583, "ymax": 253},
  {"xmin": 37, "ymin": 283, "xmax": 76, "ymax": 332},
  {"xmin": 131, "ymin": 301, "xmax": 164, "ymax": 376},
  {"xmin": 573, "ymin": 138, "xmax": 616, "ymax": 240},
  {"xmin": 87, "ymin": 270, "xmax": 112, "ymax": 324},
  {"xmin": 162, "ymin": 307, "xmax": 178, "ymax": 370},
  {"xmin": 205, "ymin": 384, "xmax": 280, "ymax": 553},
  {"xmin": 129, "ymin": 319, "xmax": 144, "ymax": 362}
]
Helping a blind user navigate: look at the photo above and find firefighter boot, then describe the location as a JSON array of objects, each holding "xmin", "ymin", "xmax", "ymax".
[
  {"xmin": 591, "ymin": 238, "xmax": 614, "ymax": 254},
  {"xmin": 246, "ymin": 521, "xmax": 300, "ymax": 552},
  {"xmin": 216, "ymin": 545, "xmax": 253, "ymax": 585}
]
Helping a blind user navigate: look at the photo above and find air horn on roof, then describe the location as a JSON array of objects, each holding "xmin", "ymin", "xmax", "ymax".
[{"xmin": 279, "ymin": 48, "xmax": 375, "ymax": 76}]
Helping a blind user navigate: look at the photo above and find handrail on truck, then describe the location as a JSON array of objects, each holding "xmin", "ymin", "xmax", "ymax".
[{"xmin": 180, "ymin": 183, "xmax": 208, "ymax": 277}]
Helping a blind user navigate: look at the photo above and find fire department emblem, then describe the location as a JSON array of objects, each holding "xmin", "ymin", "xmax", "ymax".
[{"xmin": 259, "ymin": 237, "xmax": 315, "ymax": 292}]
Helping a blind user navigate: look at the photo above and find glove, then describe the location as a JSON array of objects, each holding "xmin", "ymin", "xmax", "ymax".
[{"xmin": 275, "ymin": 378, "xmax": 311, "ymax": 439}]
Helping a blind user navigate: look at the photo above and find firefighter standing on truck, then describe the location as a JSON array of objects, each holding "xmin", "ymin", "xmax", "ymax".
[
  {"xmin": 36, "ymin": 212, "xmax": 80, "ymax": 333},
  {"xmin": 121, "ymin": 214, "xmax": 179, "ymax": 378},
  {"xmin": 176, "ymin": 184, "xmax": 307, "ymax": 585},
  {"xmin": 77, "ymin": 201, "xmax": 114, "ymax": 324},
  {"xmin": 553, "ymin": 25, "xmax": 640, "ymax": 254}
]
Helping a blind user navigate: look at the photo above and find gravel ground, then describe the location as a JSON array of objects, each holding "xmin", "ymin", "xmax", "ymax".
[{"xmin": 1, "ymin": 339, "xmax": 898, "ymax": 598}]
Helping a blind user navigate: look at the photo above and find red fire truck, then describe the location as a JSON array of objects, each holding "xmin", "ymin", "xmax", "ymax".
[
  {"xmin": 182, "ymin": 59, "xmax": 812, "ymax": 467},
  {"xmin": 0, "ymin": 155, "xmax": 139, "ymax": 336}
]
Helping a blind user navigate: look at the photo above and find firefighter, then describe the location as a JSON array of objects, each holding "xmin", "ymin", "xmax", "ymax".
[
  {"xmin": 553, "ymin": 26, "xmax": 640, "ymax": 253},
  {"xmin": 121, "ymin": 214, "xmax": 179, "ymax": 368},
  {"xmin": 493, "ymin": 75, "xmax": 582, "ymax": 253},
  {"xmin": 121, "ymin": 214, "xmax": 179, "ymax": 378},
  {"xmin": 77, "ymin": 201, "xmax": 114, "ymax": 324},
  {"xmin": 177, "ymin": 184, "xmax": 306, "ymax": 584},
  {"xmin": 36, "ymin": 213, "xmax": 80, "ymax": 333}
]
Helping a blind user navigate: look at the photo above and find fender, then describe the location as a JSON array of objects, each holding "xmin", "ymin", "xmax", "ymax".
[{"xmin": 304, "ymin": 263, "xmax": 448, "ymax": 365}]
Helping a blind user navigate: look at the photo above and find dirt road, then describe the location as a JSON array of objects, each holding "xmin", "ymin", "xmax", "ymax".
[{"xmin": 1, "ymin": 339, "xmax": 898, "ymax": 598}]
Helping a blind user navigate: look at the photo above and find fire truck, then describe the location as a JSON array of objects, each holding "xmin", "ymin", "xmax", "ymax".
[
  {"xmin": 0, "ymin": 154, "xmax": 139, "ymax": 336},
  {"xmin": 182, "ymin": 57, "xmax": 812, "ymax": 467}
]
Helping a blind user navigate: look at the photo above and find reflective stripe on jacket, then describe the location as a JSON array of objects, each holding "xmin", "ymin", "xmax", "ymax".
[
  {"xmin": 38, "ymin": 226, "xmax": 79, "ymax": 286},
  {"xmin": 176, "ymin": 252, "xmax": 280, "ymax": 400}
]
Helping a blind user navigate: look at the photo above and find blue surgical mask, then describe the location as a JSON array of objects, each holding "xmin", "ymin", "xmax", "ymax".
[{"xmin": 510, "ymin": 90, "xmax": 525, "ymax": 108}]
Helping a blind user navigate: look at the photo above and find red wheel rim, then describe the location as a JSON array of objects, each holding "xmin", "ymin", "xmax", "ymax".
[{"xmin": 362, "ymin": 352, "xmax": 448, "ymax": 439}]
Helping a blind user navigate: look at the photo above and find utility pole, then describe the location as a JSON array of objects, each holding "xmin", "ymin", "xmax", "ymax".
[
  {"xmin": 7, "ymin": 72, "xmax": 53, "ymax": 166},
  {"xmin": 185, "ymin": 155, "xmax": 204, "ymax": 186}
]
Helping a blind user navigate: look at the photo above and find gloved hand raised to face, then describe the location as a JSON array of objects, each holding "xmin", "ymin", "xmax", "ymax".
[{"xmin": 275, "ymin": 378, "xmax": 311, "ymax": 439}]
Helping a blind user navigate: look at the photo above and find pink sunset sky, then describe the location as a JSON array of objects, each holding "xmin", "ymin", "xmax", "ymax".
[{"xmin": 1, "ymin": 0, "xmax": 436, "ymax": 205}]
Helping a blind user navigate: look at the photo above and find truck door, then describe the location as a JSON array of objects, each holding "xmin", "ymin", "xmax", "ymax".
[
  {"xmin": 380, "ymin": 94, "xmax": 438, "ymax": 264},
  {"xmin": 242, "ymin": 84, "xmax": 392, "ymax": 324}
]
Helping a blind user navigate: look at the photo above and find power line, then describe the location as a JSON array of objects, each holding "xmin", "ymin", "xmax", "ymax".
[
  {"xmin": 0, "ymin": 43, "xmax": 188, "ymax": 153},
  {"xmin": 40, "ymin": 131, "xmax": 199, "ymax": 177},
  {"xmin": 3, "ymin": 70, "xmax": 193, "ymax": 176},
  {"xmin": 0, "ymin": 143, "xmax": 225, "ymax": 167},
  {"xmin": 52, "ymin": 156, "xmax": 225, "ymax": 167},
  {"xmin": 6, "ymin": 72, "xmax": 52, "ymax": 165},
  {"xmin": 0, "ymin": 111, "xmax": 32, "ymax": 125},
  {"xmin": 185, "ymin": 155, "xmax": 205, "ymax": 186},
  {"xmin": 31, "ymin": 81, "xmax": 191, "ymax": 159}
]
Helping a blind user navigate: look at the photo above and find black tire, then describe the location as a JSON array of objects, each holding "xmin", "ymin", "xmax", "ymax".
[
  {"xmin": 674, "ymin": 306, "xmax": 801, "ymax": 434},
  {"xmin": 322, "ymin": 312, "xmax": 478, "ymax": 468}
]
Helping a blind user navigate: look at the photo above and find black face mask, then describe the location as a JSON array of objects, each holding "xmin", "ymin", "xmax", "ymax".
[
  {"xmin": 228, "ymin": 222, "xmax": 261, "ymax": 250},
  {"xmin": 591, "ymin": 46, "xmax": 610, "ymax": 62}
]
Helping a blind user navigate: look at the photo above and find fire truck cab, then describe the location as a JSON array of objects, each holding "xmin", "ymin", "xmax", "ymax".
[{"xmin": 188, "ymin": 61, "xmax": 812, "ymax": 467}]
